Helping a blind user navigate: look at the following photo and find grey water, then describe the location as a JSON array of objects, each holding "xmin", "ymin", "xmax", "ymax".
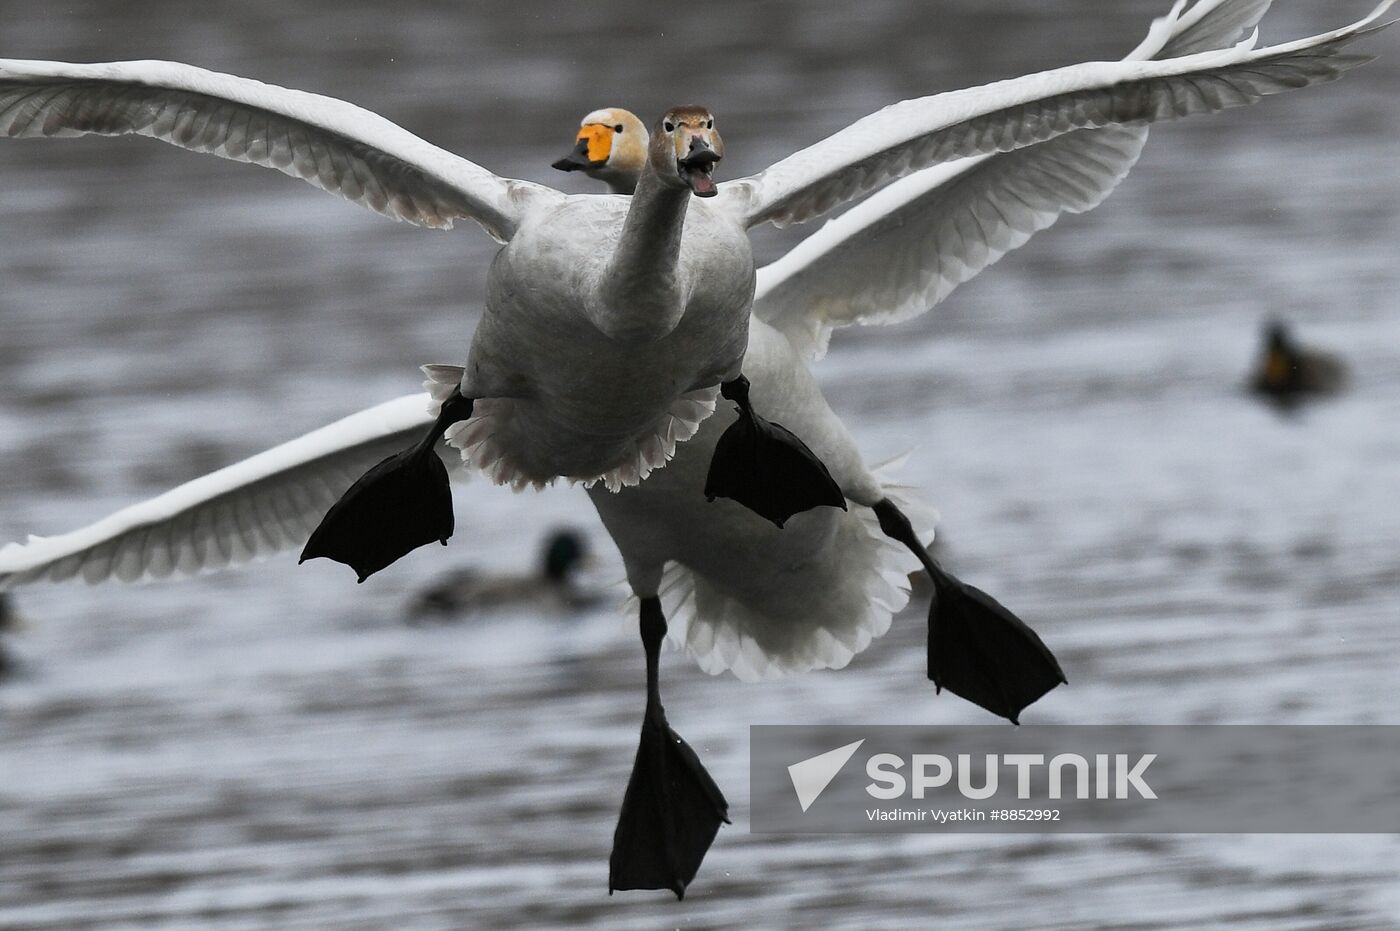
[{"xmin": 2, "ymin": 1, "xmax": 1399, "ymax": 927}]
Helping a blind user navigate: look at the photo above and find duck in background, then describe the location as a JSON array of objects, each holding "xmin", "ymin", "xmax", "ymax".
[
  {"xmin": 0, "ymin": 593, "xmax": 22, "ymax": 680},
  {"xmin": 407, "ymin": 528, "xmax": 606, "ymax": 621},
  {"xmin": 1249, "ymin": 319, "xmax": 1348, "ymax": 409}
]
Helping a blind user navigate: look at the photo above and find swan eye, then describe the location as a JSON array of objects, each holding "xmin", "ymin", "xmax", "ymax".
[
  {"xmin": 663, "ymin": 120, "xmax": 675, "ymax": 132},
  {"xmin": 613, "ymin": 124, "xmax": 623, "ymax": 133}
]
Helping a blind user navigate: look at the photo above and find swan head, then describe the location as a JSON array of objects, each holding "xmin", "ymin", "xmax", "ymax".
[
  {"xmin": 552, "ymin": 108, "xmax": 648, "ymax": 193},
  {"xmin": 651, "ymin": 105, "xmax": 723, "ymax": 197}
]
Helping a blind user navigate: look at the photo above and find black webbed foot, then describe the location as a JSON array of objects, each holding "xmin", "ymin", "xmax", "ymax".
[
  {"xmin": 299, "ymin": 446, "xmax": 453, "ymax": 582},
  {"xmin": 300, "ymin": 392, "xmax": 473, "ymax": 582},
  {"xmin": 610, "ymin": 706, "xmax": 730, "ymax": 899},
  {"xmin": 923, "ymin": 565, "xmax": 1066, "ymax": 723},
  {"xmin": 874, "ymin": 499, "xmax": 1066, "ymax": 724},
  {"xmin": 609, "ymin": 596, "xmax": 729, "ymax": 899},
  {"xmin": 704, "ymin": 375, "xmax": 846, "ymax": 528}
]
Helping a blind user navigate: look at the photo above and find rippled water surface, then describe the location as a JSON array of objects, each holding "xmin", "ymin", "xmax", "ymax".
[{"xmin": 2, "ymin": 1, "xmax": 1399, "ymax": 928}]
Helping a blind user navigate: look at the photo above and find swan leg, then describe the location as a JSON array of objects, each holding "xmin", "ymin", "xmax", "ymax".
[
  {"xmin": 610, "ymin": 596, "xmax": 729, "ymax": 900},
  {"xmin": 703, "ymin": 375, "xmax": 846, "ymax": 528},
  {"xmin": 873, "ymin": 499, "xmax": 1067, "ymax": 724},
  {"xmin": 300, "ymin": 391, "xmax": 474, "ymax": 582}
]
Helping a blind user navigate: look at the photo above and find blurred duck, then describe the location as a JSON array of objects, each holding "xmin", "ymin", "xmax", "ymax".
[
  {"xmin": 0, "ymin": 0, "xmax": 1391, "ymax": 899},
  {"xmin": 0, "ymin": 593, "xmax": 21, "ymax": 679},
  {"xmin": 1250, "ymin": 319, "xmax": 1348, "ymax": 406},
  {"xmin": 408, "ymin": 528, "xmax": 605, "ymax": 620}
]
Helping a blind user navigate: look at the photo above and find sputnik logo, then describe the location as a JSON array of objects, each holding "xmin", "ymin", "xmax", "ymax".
[{"xmin": 787, "ymin": 739, "xmax": 865, "ymax": 812}]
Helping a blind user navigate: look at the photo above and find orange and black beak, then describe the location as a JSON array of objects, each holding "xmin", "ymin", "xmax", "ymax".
[{"xmin": 553, "ymin": 124, "xmax": 613, "ymax": 172}]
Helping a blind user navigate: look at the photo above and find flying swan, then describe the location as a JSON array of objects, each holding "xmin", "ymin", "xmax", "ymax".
[{"xmin": 0, "ymin": 0, "xmax": 1392, "ymax": 897}]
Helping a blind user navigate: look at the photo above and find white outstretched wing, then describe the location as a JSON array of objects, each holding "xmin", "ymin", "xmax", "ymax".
[
  {"xmin": 752, "ymin": 0, "xmax": 1280, "ymax": 357},
  {"xmin": 718, "ymin": 1, "xmax": 1394, "ymax": 230},
  {"xmin": 752, "ymin": 126, "xmax": 1147, "ymax": 358},
  {"xmin": 0, "ymin": 58, "xmax": 561, "ymax": 240},
  {"xmin": 0, "ymin": 395, "xmax": 442, "ymax": 590}
]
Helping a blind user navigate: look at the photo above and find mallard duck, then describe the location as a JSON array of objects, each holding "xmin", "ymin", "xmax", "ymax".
[
  {"xmin": 1249, "ymin": 319, "xmax": 1348, "ymax": 407},
  {"xmin": 408, "ymin": 528, "xmax": 604, "ymax": 620},
  {"xmin": 0, "ymin": 593, "xmax": 22, "ymax": 680}
]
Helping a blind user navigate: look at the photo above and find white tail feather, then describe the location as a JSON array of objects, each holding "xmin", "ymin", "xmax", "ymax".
[{"xmin": 625, "ymin": 472, "xmax": 937, "ymax": 681}]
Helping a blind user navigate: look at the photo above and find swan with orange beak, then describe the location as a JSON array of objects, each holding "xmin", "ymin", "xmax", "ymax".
[{"xmin": 552, "ymin": 107, "xmax": 649, "ymax": 193}]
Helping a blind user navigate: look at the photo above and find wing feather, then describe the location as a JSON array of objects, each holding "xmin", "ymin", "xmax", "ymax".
[
  {"xmin": 721, "ymin": 2, "xmax": 1393, "ymax": 230},
  {"xmin": 750, "ymin": 0, "xmax": 1339, "ymax": 357},
  {"xmin": 0, "ymin": 395, "xmax": 447, "ymax": 590},
  {"xmin": 754, "ymin": 126, "xmax": 1147, "ymax": 357},
  {"xmin": 0, "ymin": 58, "xmax": 561, "ymax": 240},
  {"xmin": 1161, "ymin": 0, "xmax": 1275, "ymax": 57}
]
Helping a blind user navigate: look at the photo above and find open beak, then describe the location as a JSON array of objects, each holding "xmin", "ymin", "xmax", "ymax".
[
  {"xmin": 678, "ymin": 139, "xmax": 721, "ymax": 197},
  {"xmin": 552, "ymin": 137, "xmax": 605, "ymax": 172}
]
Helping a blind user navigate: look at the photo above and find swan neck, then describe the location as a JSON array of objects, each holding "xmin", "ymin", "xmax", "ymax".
[
  {"xmin": 594, "ymin": 168, "xmax": 690, "ymax": 340},
  {"xmin": 612, "ymin": 168, "xmax": 688, "ymax": 274}
]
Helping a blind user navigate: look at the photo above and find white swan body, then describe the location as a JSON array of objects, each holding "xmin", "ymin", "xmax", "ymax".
[
  {"xmin": 0, "ymin": 2, "xmax": 1392, "ymax": 653},
  {"xmin": 589, "ymin": 318, "xmax": 931, "ymax": 679},
  {"xmin": 458, "ymin": 192, "xmax": 751, "ymax": 489}
]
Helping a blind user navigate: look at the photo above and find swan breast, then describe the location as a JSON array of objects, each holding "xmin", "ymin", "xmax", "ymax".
[{"xmin": 459, "ymin": 196, "xmax": 755, "ymax": 484}]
